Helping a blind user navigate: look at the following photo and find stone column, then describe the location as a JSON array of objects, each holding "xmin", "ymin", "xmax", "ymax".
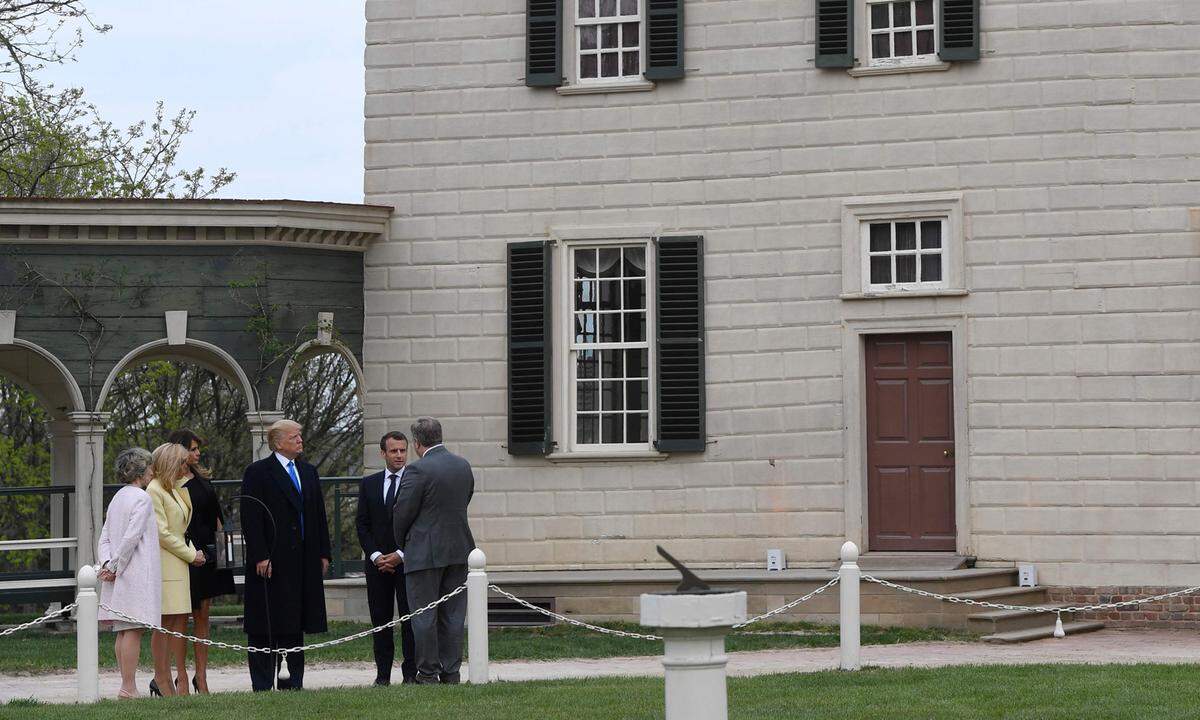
[
  {"xmin": 66, "ymin": 412, "xmax": 109, "ymax": 570},
  {"xmin": 45, "ymin": 419, "xmax": 77, "ymax": 573},
  {"xmin": 246, "ymin": 411, "xmax": 285, "ymax": 460},
  {"xmin": 641, "ymin": 591, "xmax": 747, "ymax": 720}
]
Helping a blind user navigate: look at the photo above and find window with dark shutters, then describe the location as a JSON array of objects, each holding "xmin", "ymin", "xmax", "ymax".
[
  {"xmin": 654, "ymin": 236, "xmax": 705, "ymax": 453},
  {"xmin": 526, "ymin": 0, "xmax": 563, "ymax": 87},
  {"xmin": 507, "ymin": 241, "xmax": 553, "ymax": 454},
  {"xmin": 815, "ymin": 0, "xmax": 854, "ymax": 68},
  {"xmin": 939, "ymin": 0, "xmax": 980, "ymax": 61},
  {"xmin": 644, "ymin": 0, "xmax": 684, "ymax": 80}
]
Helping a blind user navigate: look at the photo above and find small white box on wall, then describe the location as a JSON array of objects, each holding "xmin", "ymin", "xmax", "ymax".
[
  {"xmin": 1018, "ymin": 563, "xmax": 1037, "ymax": 587},
  {"xmin": 766, "ymin": 549, "xmax": 786, "ymax": 572}
]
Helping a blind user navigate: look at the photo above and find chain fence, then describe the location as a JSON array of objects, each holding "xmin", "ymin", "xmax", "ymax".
[
  {"xmin": 0, "ymin": 603, "xmax": 77, "ymax": 637},
  {"xmin": 488, "ymin": 584, "xmax": 664, "ymax": 640},
  {"xmin": 733, "ymin": 576, "xmax": 840, "ymax": 629}
]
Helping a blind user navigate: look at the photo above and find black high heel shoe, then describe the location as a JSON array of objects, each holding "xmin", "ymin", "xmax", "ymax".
[
  {"xmin": 149, "ymin": 679, "xmax": 162, "ymax": 697},
  {"xmin": 192, "ymin": 676, "xmax": 202, "ymax": 694}
]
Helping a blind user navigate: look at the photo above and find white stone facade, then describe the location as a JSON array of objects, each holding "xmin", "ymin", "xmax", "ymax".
[{"xmin": 363, "ymin": 0, "xmax": 1200, "ymax": 586}]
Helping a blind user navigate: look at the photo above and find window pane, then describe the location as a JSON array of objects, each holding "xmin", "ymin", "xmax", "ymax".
[
  {"xmin": 577, "ymin": 415, "xmax": 599, "ymax": 444},
  {"xmin": 915, "ymin": 0, "xmax": 933, "ymax": 24},
  {"xmin": 628, "ymin": 413, "xmax": 648, "ymax": 443},
  {"xmin": 577, "ymin": 350, "xmax": 598, "ymax": 379},
  {"xmin": 895, "ymin": 222, "xmax": 916, "ymax": 250},
  {"xmin": 895, "ymin": 31, "xmax": 913, "ymax": 56},
  {"xmin": 623, "ymin": 51, "xmax": 639, "ymax": 76},
  {"xmin": 626, "ymin": 348, "xmax": 648, "ymax": 378},
  {"xmin": 623, "ymin": 246, "xmax": 646, "ymax": 276},
  {"xmin": 622, "ymin": 22, "xmax": 639, "ymax": 47},
  {"xmin": 601, "ymin": 413, "xmax": 623, "ymax": 443},
  {"xmin": 623, "ymin": 311, "xmax": 646, "ymax": 343},
  {"xmin": 601, "ymin": 381, "xmax": 624, "ymax": 411},
  {"xmin": 870, "ymin": 3, "xmax": 889, "ymax": 28},
  {"xmin": 626, "ymin": 380, "xmax": 648, "ymax": 411},
  {"xmin": 599, "ymin": 0, "xmax": 617, "ymax": 16},
  {"xmin": 869, "ymin": 223, "xmax": 890, "ymax": 252},
  {"xmin": 598, "ymin": 280, "xmax": 620, "ymax": 311},
  {"xmin": 870, "ymin": 256, "xmax": 891, "ymax": 284},
  {"xmin": 921, "ymin": 254, "xmax": 942, "ymax": 282},
  {"xmin": 579, "ymin": 0, "xmax": 595, "ymax": 18},
  {"xmin": 623, "ymin": 279, "xmax": 645, "ymax": 310},
  {"xmin": 601, "ymin": 23, "xmax": 618, "ymax": 48},
  {"xmin": 601, "ymin": 52, "xmax": 619, "ymax": 77},
  {"xmin": 580, "ymin": 54, "xmax": 598, "ymax": 78},
  {"xmin": 575, "ymin": 313, "xmax": 597, "ymax": 343},
  {"xmin": 893, "ymin": 1, "xmax": 911, "ymax": 26},
  {"xmin": 896, "ymin": 254, "xmax": 917, "ymax": 283},
  {"xmin": 598, "ymin": 247, "xmax": 620, "ymax": 277},
  {"xmin": 600, "ymin": 349, "xmax": 624, "ymax": 378},
  {"xmin": 920, "ymin": 220, "xmax": 942, "ymax": 248},
  {"xmin": 620, "ymin": 0, "xmax": 637, "ymax": 14},
  {"xmin": 575, "ymin": 280, "xmax": 594, "ymax": 311},
  {"xmin": 872, "ymin": 33, "xmax": 891, "ymax": 59},
  {"xmin": 580, "ymin": 25, "xmax": 597, "ymax": 50},
  {"xmin": 577, "ymin": 381, "xmax": 599, "ymax": 411},
  {"xmin": 916, "ymin": 29, "xmax": 934, "ymax": 54},
  {"xmin": 598, "ymin": 312, "xmax": 621, "ymax": 343},
  {"xmin": 575, "ymin": 248, "xmax": 597, "ymax": 278}
]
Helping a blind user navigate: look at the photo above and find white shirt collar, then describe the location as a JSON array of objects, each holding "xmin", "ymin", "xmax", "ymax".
[
  {"xmin": 424, "ymin": 443, "xmax": 445, "ymax": 455},
  {"xmin": 385, "ymin": 467, "xmax": 404, "ymax": 481},
  {"xmin": 275, "ymin": 452, "xmax": 297, "ymax": 471}
]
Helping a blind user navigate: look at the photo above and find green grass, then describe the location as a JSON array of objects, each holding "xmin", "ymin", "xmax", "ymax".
[
  {"xmin": 2, "ymin": 665, "xmax": 1195, "ymax": 719},
  {"xmin": 0, "ymin": 620, "xmax": 968, "ymax": 673}
]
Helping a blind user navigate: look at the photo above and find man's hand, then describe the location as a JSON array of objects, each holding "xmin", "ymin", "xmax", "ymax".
[
  {"xmin": 256, "ymin": 559, "xmax": 272, "ymax": 578},
  {"xmin": 322, "ymin": 557, "xmax": 330, "ymax": 576},
  {"xmin": 380, "ymin": 552, "xmax": 403, "ymax": 570}
]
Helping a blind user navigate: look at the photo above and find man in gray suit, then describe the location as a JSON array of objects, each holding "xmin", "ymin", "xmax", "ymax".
[{"xmin": 392, "ymin": 417, "xmax": 475, "ymax": 684}]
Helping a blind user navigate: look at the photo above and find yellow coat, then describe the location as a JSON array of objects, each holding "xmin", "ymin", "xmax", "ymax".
[{"xmin": 147, "ymin": 477, "xmax": 195, "ymax": 615}]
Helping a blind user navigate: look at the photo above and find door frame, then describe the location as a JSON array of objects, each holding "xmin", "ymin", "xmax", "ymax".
[{"xmin": 842, "ymin": 314, "xmax": 970, "ymax": 555}]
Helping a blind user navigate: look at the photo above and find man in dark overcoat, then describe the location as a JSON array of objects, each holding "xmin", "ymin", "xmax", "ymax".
[
  {"xmin": 240, "ymin": 419, "xmax": 331, "ymax": 691},
  {"xmin": 392, "ymin": 417, "xmax": 475, "ymax": 684}
]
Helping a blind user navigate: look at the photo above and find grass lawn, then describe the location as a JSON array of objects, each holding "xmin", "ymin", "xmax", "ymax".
[
  {"xmin": 0, "ymin": 619, "xmax": 968, "ymax": 673},
  {"xmin": 2, "ymin": 664, "xmax": 1194, "ymax": 720}
]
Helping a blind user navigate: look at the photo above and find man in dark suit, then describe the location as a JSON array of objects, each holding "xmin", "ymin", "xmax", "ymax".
[
  {"xmin": 240, "ymin": 419, "xmax": 331, "ymax": 691},
  {"xmin": 355, "ymin": 430, "xmax": 417, "ymax": 685},
  {"xmin": 392, "ymin": 417, "xmax": 475, "ymax": 684}
]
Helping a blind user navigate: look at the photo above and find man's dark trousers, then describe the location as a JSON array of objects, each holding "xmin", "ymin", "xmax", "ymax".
[
  {"xmin": 365, "ymin": 561, "xmax": 417, "ymax": 684},
  {"xmin": 405, "ymin": 563, "xmax": 468, "ymax": 684},
  {"xmin": 247, "ymin": 633, "xmax": 304, "ymax": 691}
]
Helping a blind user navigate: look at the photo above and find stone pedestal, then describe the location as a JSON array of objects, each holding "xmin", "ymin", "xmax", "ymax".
[
  {"xmin": 246, "ymin": 411, "xmax": 285, "ymax": 460},
  {"xmin": 640, "ymin": 591, "xmax": 747, "ymax": 720}
]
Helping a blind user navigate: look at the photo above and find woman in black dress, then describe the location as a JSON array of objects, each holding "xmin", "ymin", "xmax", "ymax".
[{"xmin": 168, "ymin": 429, "xmax": 232, "ymax": 695}]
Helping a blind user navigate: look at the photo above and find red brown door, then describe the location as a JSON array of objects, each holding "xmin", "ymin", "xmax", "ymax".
[{"xmin": 865, "ymin": 332, "xmax": 956, "ymax": 551}]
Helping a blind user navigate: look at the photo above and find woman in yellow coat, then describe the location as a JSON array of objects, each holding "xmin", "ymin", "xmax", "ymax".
[{"xmin": 146, "ymin": 443, "xmax": 205, "ymax": 696}]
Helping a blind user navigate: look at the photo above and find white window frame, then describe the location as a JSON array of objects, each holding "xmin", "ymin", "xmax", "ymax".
[
  {"xmin": 840, "ymin": 192, "xmax": 966, "ymax": 299},
  {"xmin": 849, "ymin": 0, "xmax": 950, "ymax": 76},
  {"xmin": 558, "ymin": 0, "xmax": 655, "ymax": 95},
  {"xmin": 861, "ymin": 218, "xmax": 948, "ymax": 292},
  {"xmin": 547, "ymin": 227, "xmax": 663, "ymax": 458}
]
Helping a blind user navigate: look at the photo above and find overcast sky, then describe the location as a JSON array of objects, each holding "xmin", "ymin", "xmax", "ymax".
[{"xmin": 42, "ymin": 2, "xmax": 365, "ymax": 203}]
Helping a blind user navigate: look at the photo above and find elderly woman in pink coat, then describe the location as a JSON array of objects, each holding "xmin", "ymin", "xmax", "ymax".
[{"xmin": 97, "ymin": 447, "xmax": 161, "ymax": 700}]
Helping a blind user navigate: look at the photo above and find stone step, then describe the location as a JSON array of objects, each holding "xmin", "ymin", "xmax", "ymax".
[
  {"xmin": 967, "ymin": 602, "xmax": 1074, "ymax": 634},
  {"xmin": 855, "ymin": 553, "xmax": 968, "ymax": 572},
  {"xmin": 954, "ymin": 585, "xmax": 1049, "ymax": 607},
  {"xmin": 981, "ymin": 620, "xmax": 1107, "ymax": 644}
]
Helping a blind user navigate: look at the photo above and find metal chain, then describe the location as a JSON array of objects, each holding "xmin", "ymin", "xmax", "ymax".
[
  {"xmin": 488, "ymin": 585, "xmax": 664, "ymax": 640},
  {"xmin": 96, "ymin": 583, "xmax": 467, "ymax": 655},
  {"xmin": 863, "ymin": 575, "xmax": 1200, "ymax": 614},
  {"xmin": 0, "ymin": 603, "xmax": 78, "ymax": 637},
  {"xmin": 733, "ymin": 576, "xmax": 840, "ymax": 628}
]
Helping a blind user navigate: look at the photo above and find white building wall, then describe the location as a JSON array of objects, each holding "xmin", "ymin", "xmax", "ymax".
[{"xmin": 363, "ymin": 0, "xmax": 1200, "ymax": 585}]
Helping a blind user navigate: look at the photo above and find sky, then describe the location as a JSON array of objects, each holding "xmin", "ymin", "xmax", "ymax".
[{"xmin": 41, "ymin": 1, "xmax": 365, "ymax": 203}]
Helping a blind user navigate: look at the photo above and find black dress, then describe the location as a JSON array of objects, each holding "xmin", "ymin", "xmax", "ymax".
[{"xmin": 185, "ymin": 472, "xmax": 234, "ymax": 607}]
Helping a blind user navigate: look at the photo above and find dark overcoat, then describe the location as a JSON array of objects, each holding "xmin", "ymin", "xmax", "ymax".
[{"xmin": 240, "ymin": 455, "xmax": 331, "ymax": 636}]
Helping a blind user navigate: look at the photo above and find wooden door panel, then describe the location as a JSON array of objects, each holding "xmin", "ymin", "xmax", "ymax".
[{"xmin": 866, "ymin": 332, "xmax": 955, "ymax": 551}]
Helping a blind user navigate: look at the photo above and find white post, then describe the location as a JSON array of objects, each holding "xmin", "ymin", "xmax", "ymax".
[
  {"xmin": 641, "ymin": 591, "xmax": 746, "ymax": 720},
  {"xmin": 76, "ymin": 565, "xmax": 100, "ymax": 703},
  {"xmin": 467, "ymin": 548, "xmax": 489, "ymax": 684},
  {"xmin": 839, "ymin": 541, "xmax": 861, "ymax": 671}
]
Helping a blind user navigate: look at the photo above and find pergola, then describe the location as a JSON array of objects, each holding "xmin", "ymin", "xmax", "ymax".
[{"xmin": 0, "ymin": 198, "xmax": 390, "ymax": 601}]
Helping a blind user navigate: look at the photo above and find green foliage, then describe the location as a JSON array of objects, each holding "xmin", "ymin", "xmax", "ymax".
[{"xmin": 0, "ymin": 378, "xmax": 52, "ymax": 573}]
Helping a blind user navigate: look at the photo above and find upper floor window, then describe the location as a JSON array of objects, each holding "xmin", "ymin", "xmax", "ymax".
[
  {"xmin": 865, "ymin": 219, "xmax": 945, "ymax": 289},
  {"xmin": 814, "ymin": 0, "xmax": 980, "ymax": 74},
  {"xmin": 868, "ymin": 0, "xmax": 936, "ymax": 67},
  {"xmin": 576, "ymin": 0, "xmax": 642, "ymax": 83}
]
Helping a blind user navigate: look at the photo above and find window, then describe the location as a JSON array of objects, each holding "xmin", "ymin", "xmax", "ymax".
[
  {"xmin": 868, "ymin": 0, "xmax": 936, "ymax": 67},
  {"xmin": 570, "ymin": 244, "xmax": 651, "ymax": 448},
  {"xmin": 576, "ymin": 0, "xmax": 642, "ymax": 82},
  {"xmin": 841, "ymin": 192, "xmax": 965, "ymax": 298}
]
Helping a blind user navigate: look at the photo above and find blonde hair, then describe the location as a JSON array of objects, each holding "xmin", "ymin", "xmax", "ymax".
[
  {"xmin": 267, "ymin": 419, "xmax": 302, "ymax": 452},
  {"xmin": 150, "ymin": 443, "xmax": 189, "ymax": 492}
]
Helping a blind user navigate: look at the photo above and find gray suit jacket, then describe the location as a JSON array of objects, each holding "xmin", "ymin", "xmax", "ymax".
[{"xmin": 392, "ymin": 445, "xmax": 475, "ymax": 573}]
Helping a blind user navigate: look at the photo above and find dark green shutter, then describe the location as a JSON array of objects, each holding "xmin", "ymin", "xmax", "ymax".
[
  {"xmin": 814, "ymin": 0, "xmax": 854, "ymax": 68},
  {"xmin": 939, "ymin": 0, "xmax": 980, "ymax": 61},
  {"xmin": 644, "ymin": 0, "xmax": 685, "ymax": 80},
  {"xmin": 655, "ymin": 236, "xmax": 705, "ymax": 453},
  {"xmin": 526, "ymin": 0, "xmax": 563, "ymax": 87},
  {"xmin": 507, "ymin": 241, "xmax": 552, "ymax": 455}
]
